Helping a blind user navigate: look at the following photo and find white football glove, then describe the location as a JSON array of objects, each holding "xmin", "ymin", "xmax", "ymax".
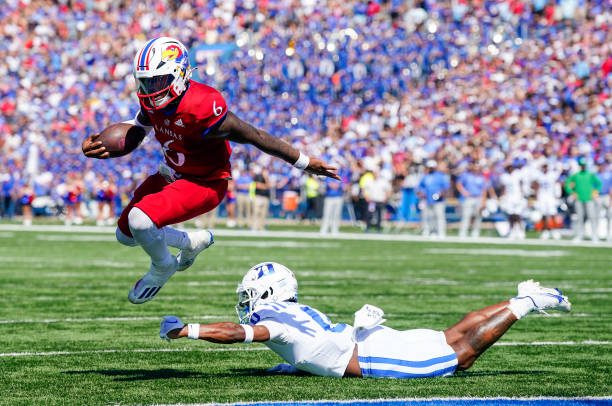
[
  {"xmin": 160, "ymin": 315, "xmax": 185, "ymax": 341},
  {"xmin": 353, "ymin": 304, "xmax": 386, "ymax": 332}
]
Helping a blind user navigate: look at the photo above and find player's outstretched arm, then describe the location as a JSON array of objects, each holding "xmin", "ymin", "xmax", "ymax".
[
  {"xmin": 217, "ymin": 112, "xmax": 340, "ymax": 180},
  {"xmin": 160, "ymin": 316, "xmax": 269, "ymax": 344}
]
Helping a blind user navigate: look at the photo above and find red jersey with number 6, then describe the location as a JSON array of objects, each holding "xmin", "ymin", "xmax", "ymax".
[{"xmin": 140, "ymin": 80, "xmax": 232, "ymax": 181}]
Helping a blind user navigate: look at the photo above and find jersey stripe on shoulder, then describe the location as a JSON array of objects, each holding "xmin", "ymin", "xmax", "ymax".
[{"xmin": 202, "ymin": 112, "xmax": 227, "ymax": 137}]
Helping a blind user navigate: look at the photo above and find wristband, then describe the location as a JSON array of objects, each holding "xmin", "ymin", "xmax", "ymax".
[
  {"xmin": 293, "ymin": 152, "xmax": 310, "ymax": 170},
  {"xmin": 241, "ymin": 324, "xmax": 254, "ymax": 343},
  {"xmin": 187, "ymin": 323, "xmax": 200, "ymax": 340}
]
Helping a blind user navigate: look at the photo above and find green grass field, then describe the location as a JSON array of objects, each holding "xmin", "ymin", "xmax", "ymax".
[{"xmin": 0, "ymin": 228, "xmax": 610, "ymax": 405}]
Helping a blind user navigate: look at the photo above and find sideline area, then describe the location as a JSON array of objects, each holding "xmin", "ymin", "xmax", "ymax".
[{"xmin": 0, "ymin": 224, "xmax": 609, "ymax": 248}]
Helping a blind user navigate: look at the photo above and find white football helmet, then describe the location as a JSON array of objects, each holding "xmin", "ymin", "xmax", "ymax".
[
  {"xmin": 133, "ymin": 37, "xmax": 192, "ymax": 110},
  {"xmin": 236, "ymin": 262, "xmax": 299, "ymax": 324}
]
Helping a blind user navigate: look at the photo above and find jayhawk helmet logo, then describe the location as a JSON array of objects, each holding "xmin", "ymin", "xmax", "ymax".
[{"xmin": 162, "ymin": 44, "xmax": 183, "ymax": 62}]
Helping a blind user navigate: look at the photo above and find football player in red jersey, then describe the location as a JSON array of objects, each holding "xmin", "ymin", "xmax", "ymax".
[{"xmin": 82, "ymin": 37, "xmax": 339, "ymax": 304}]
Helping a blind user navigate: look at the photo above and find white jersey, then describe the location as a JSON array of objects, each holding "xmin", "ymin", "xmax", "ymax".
[
  {"xmin": 500, "ymin": 171, "xmax": 524, "ymax": 200},
  {"xmin": 535, "ymin": 170, "xmax": 560, "ymax": 200},
  {"xmin": 249, "ymin": 301, "xmax": 355, "ymax": 377}
]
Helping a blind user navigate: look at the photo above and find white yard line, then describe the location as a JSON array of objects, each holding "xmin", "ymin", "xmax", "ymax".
[
  {"xmin": 34, "ymin": 234, "xmax": 340, "ymax": 248},
  {"xmin": 424, "ymin": 248, "xmax": 569, "ymax": 257},
  {"xmin": 495, "ymin": 340, "xmax": 611, "ymax": 346},
  {"xmin": 0, "ymin": 346, "xmax": 267, "ymax": 358},
  {"xmin": 1, "ymin": 224, "xmax": 610, "ymax": 248},
  {"xmin": 1, "ymin": 340, "xmax": 609, "ymax": 358},
  {"xmin": 0, "ymin": 315, "xmax": 229, "ymax": 325}
]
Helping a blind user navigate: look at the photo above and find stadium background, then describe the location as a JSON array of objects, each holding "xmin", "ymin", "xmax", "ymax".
[{"xmin": 0, "ymin": 0, "xmax": 610, "ymax": 236}]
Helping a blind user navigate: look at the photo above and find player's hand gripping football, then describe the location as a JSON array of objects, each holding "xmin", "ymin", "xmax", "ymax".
[
  {"xmin": 81, "ymin": 133, "xmax": 110, "ymax": 159},
  {"xmin": 305, "ymin": 158, "xmax": 340, "ymax": 180}
]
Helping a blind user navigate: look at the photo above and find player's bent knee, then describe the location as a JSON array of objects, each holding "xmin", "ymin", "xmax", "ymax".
[
  {"xmin": 450, "ymin": 340, "xmax": 477, "ymax": 370},
  {"xmin": 127, "ymin": 207, "xmax": 155, "ymax": 232},
  {"xmin": 116, "ymin": 227, "xmax": 138, "ymax": 247}
]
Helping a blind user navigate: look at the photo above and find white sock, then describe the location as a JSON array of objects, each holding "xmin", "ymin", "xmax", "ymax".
[
  {"xmin": 507, "ymin": 297, "xmax": 535, "ymax": 320},
  {"xmin": 128, "ymin": 208, "xmax": 175, "ymax": 269},
  {"xmin": 163, "ymin": 226, "xmax": 190, "ymax": 250}
]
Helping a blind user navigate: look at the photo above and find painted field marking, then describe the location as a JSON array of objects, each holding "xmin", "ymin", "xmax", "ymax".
[
  {"xmin": 2, "ymin": 224, "xmax": 610, "ymax": 248},
  {"xmin": 0, "ymin": 315, "xmax": 229, "ymax": 325},
  {"xmin": 0, "ymin": 346, "xmax": 267, "ymax": 358},
  {"xmin": 36, "ymin": 235, "xmax": 116, "ymax": 242},
  {"xmin": 424, "ymin": 248, "xmax": 569, "ymax": 257},
  {"xmin": 1, "ymin": 341, "xmax": 610, "ymax": 358},
  {"xmin": 34, "ymin": 234, "xmax": 340, "ymax": 248},
  {"xmin": 0, "ymin": 256, "xmax": 137, "ymax": 268}
]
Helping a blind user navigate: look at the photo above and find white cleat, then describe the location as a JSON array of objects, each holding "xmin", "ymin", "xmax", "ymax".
[
  {"xmin": 517, "ymin": 280, "xmax": 571, "ymax": 314},
  {"xmin": 128, "ymin": 260, "xmax": 178, "ymax": 304},
  {"xmin": 177, "ymin": 230, "xmax": 214, "ymax": 272}
]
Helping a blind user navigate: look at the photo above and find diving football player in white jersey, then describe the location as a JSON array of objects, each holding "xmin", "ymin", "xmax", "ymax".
[{"xmin": 159, "ymin": 262, "xmax": 571, "ymax": 379}]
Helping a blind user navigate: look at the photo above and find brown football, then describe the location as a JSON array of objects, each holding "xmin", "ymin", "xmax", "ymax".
[{"xmin": 97, "ymin": 123, "xmax": 146, "ymax": 158}]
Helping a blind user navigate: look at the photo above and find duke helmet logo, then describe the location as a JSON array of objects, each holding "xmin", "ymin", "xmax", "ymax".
[{"xmin": 256, "ymin": 263, "xmax": 276, "ymax": 279}]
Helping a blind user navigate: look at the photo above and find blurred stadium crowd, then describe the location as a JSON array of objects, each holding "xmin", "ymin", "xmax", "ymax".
[{"xmin": 0, "ymin": 0, "xmax": 610, "ymax": 240}]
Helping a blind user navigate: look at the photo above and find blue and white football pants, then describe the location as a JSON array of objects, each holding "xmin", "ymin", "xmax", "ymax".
[{"xmin": 356, "ymin": 326, "xmax": 458, "ymax": 379}]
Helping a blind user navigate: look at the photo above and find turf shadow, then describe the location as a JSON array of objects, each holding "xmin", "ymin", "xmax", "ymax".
[
  {"xmin": 228, "ymin": 368, "xmax": 314, "ymax": 377},
  {"xmin": 453, "ymin": 370, "xmax": 546, "ymax": 378},
  {"xmin": 63, "ymin": 368, "xmax": 206, "ymax": 381}
]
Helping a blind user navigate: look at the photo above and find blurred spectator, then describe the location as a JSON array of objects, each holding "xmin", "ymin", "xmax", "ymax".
[
  {"xmin": 225, "ymin": 179, "xmax": 237, "ymax": 228},
  {"xmin": 599, "ymin": 160, "xmax": 612, "ymax": 242},
  {"xmin": 195, "ymin": 209, "xmax": 218, "ymax": 229},
  {"xmin": 1, "ymin": 168, "xmax": 16, "ymax": 220},
  {"xmin": 364, "ymin": 168, "xmax": 392, "ymax": 232},
  {"xmin": 532, "ymin": 162, "xmax": 562, "ymax": 240},
  {"xmin": 95, "ymin": 175, "xmax": 116, "ymax": 226},
  {"xmin": 320, "ymin": 176, "xmax": 345, "ymax": 235},
  {"xmin": 398, "ymin": 164, "xmax": 420, "ymax": 223},
  {"xmin": 251, "ymin": 166, "xmax": 270, "ymax": 231},
  {"xmin": 62, "ymin": 172, "xmax": 84, "ymax": 226},
  {"xmin": 235, "ymin": 169, "xmax": 253, "ymax": 228},
  {"xmin": 457, "ymin": 161, "xmax": 489, "ymax": 238},
  {"xmin": 357, "ymin": 164, "xmax": 375, "ymax": 226},
  {"xmin": 564, "ymin": 157, "xmax": 602, "ymax": 242},
  {"xmin": 19, "ymin": 182, "xmax": 34, "ymax": 226},
  {"xmin": 303, "ymin": 174, "xmax": 321, "ymax": 223},
  {"xmin": 418, "ymin": 160, "xmax": 450, "ymax": 238},
  {"xmin": 500, "ymin": 162, "xmax": 528, "ymax": 239}
]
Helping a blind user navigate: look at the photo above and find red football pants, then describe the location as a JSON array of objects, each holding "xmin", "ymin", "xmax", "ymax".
[{"xmin": 118, "ymin": 173, "xmax": 228, "ymax": 237}]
